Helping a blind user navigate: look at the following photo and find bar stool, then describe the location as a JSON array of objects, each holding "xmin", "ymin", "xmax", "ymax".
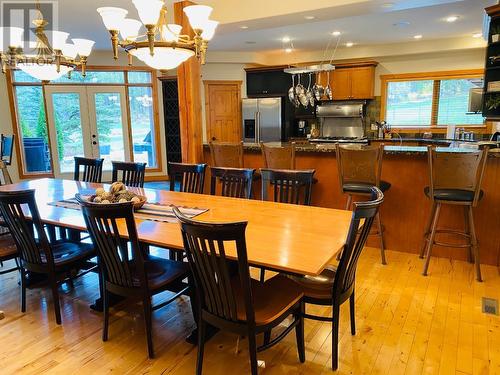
[
  {"xmin": 260, "ymin": 142, "xmax": 296, "ymax": 169},
  {"xmin": 420, "ymin": 146, "xmax": 488, "ymax": 281},
  {"xmin": 209, "ymin": 141, "xmax": 244, "ymax": 168},
  {"xmin": 336, "ymin": 143, "xmax": 390, "ymax": 264}
]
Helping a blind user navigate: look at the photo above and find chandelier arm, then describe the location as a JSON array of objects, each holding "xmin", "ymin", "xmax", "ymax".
[
  {"xmin": 110, "ymin": 30, "xmax": 119, "ymax": 60},
  {"xmin": 121, "ymin": 40, "xmax": 197, "ymax": 53},
  {"xmin": 145, "ymin": 25, "xmax": 156, "ymax": 56}
]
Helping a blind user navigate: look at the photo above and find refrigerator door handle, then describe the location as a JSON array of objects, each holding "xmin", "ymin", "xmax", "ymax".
[{"xmin": 255, "ymin": 111, "xmax": 260, "ymax": 143}]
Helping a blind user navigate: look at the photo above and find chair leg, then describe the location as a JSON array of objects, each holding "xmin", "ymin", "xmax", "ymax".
[
  {"xmin": 349, "ymin": 292, "xmax": 356, "ymax": 335},
  {"xmin": 263, "ymin": 330, "xmax": 271, "ymax": 345},
  {"xmin": 49, "ymin": 274, "xmax": 62, "ymax": 325},
  {"xmin": 420, "ymin": 201, "xmax": 437, "ymax": 258},
  {"xmin": 20, "ymin": 267, "xmax": 26, "ymax": 313},
  {"xmin": 468, "ymin": 206, "xmax": 482, "ymax": 282},
  {"xmin": 259, "ymin": 268, "xmax": 265, "ymax": 283},
  {"xmin": 463, "ymin": 206, "xmax": 473, "ymax": 264},
  {"xmin": 376, "ymin": 212, "xmax": 387, "ymax": 265},
  {"xmin": 295, "ymin": 302, "xmax": 305, "ymax": 363},
  {"xmin": 196, "ymin": 318, "xmax": 206, "ymax": 375},
  {"xmin": 102, "ymin": 289, "xmax": 109, "ymax": 342},
  {"xmin": 345, "ymin": 194, "xmax": 352, "ymax": 210},
  {"xmin": 143, "ymin": 296, "xmax": 154, "ymax": 358},
  {"xmin": 331, "ymin": 305, "xmax": 340, "ymax": 371},
  {"xmin": 423, "ymin": 203, "xmax": 441, "ymax": 276},
  {"xmin": 248, "ymin": 331, "xmax": 259, "ymax": 375}
]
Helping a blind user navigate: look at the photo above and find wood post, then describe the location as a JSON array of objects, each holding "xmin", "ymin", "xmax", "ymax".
[{"xmin": 174, "ymin": 1, "xmax": 204, "ymax": 163}]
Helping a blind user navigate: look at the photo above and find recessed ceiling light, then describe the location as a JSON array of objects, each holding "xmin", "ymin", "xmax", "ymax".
[
  {"xmin": 382, "ymin": 2, "xmax": 394, "ymax": 8},
  {"xmin": 446, "ymin": 16, "xmax": 459, "ymax": 23},
  {"xmin": 304, "ymin": 15, "xmax": 315, "ymax": 20},
  {"xmin": 245, "ymin": 41, "xmax": 256, "ymax": 44},
  {"xmin": 332, "ymin": 31, "xmax": 341, "ymax": 36},
  {"xmin": 345, "ymin": 42, "xmax": 354, "ymax": 47},
  {"xmin": 393, "ymin": 21, "xmax": 411, "ymax": 27},
  {"xmin": 282, "ymin": 36, "xmax": 291, "ymax": 43},
  {"xmin": 413, "ymin": 34, "xmax": 423, "ymax": 39},
  {"xmin": 472, "ymin": 32, "xmax": 482, "ymax": 38},
  {"xmin": 240, "ymin": 26, "xmax": 248, "ymax": 29},
  {"xmin": 285, "ymin": 48, "xmax": 293, "ymax": 53}
]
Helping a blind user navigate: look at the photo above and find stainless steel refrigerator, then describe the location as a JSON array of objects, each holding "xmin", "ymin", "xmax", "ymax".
[{"xmin": 242, "ymin": 98, "xmax": 282, "ymax": 143}]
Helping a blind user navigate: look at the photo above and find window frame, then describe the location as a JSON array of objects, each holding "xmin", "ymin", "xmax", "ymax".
[
  {"xmin": 380, "ymin": 69, "xmax": 486, "ymax": 132},
  {"xmin": 6, "ymin": 65, "xmax": 162, "ymax": 179}
]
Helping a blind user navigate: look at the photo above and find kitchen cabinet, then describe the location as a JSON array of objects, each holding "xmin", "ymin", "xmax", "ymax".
[
  {"xmin": 317, "ymin": 62, "xmax": 377, "ymax": 100},
  {"xmin": 245, "ymin": 67, "xmax": 291, "ymax": 97}
]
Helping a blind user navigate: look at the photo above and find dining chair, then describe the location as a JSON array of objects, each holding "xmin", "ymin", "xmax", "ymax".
[
  {"xmin": 0, "ymin": 189, "xmax": 96, "ymax": 324},
  {"xmin": 260, "ymin": 168, "xmax": 315, "ymax": 205},
  {"xmin": 209, "ymin": 141, "xmax": 244, "ymax": 168},
  {"xmin": 210, "ymin": 167, "xmax": 255, "ymax": 199},
  {"xmin": 420, "ymin": 146, "xmax": 488, "ymax": 281},
  {"xmin": 111, "ymin": 161, "xmax": 147, "ymax": 187},
  {"xmin": 168, "ymin": 161, "xmax": 207, "ymax": 194},
  {"xmin": 0, "ymin": 233, "xmax": 19, "ymax": 276},
  {"xmin": 77, "ymin": 197, "xmax": 190, "ymax": 358},
  {"xmin": 288, "ymin": 186, "xmax": 384, "ymax": 371},
  {"xmin": 74, "ymin": 156, "xmax": 104, "ymax": 183},
  {"xmin": 0, "ymin": 160, "xmax": 12, "ymax": 186},
  {"xmin": 0, "ymin": 134, "xmax": 14, "ymax": 166},
  {"xmin": 336, "ymin": 143, "xmax": 389, "ymax": 264},
  {"xmin": 173, "ymin": 206, "xmax": 305, "ymax": 375},
  {"xmin": 260, "ymin": 142, "xmax": 296, "ymax": 169}
]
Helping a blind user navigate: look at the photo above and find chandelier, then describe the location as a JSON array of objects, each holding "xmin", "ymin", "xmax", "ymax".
[
  {"xmin": 0, "ymin": 7, "xmax": 94, "ymax": 81},
  {"xmin": 97, "ymin": 0, "xmax": 218, "ymax": 70}
]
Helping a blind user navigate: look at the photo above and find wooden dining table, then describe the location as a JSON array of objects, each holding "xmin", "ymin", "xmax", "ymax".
[{"xmin": 0, "ymin": 178, "xmax": 353, "ymax": 277}]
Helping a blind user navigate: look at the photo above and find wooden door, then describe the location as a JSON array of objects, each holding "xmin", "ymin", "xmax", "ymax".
[
  {"xmin": 204, "ymin": 81, "xmax": 242, "ymax": 143},
  {"xmin": 350, "ymin": 67, "xmax": 375, "ymax": 99},
  {"xmin": 331, "ymin": 69, "xmax": 351, "ymax": 100}
]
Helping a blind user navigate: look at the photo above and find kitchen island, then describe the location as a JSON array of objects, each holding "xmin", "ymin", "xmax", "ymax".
[{"xmin": 202, "ymin": 143, "xmax": 500, "ymax": 266}]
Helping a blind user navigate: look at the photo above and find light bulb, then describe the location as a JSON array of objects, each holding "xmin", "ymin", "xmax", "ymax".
[
  {"xmin": 119, "ymin": 18, "xmax": 142, "ymax": 41},
  {"xmin": 71, "ymin": 38, "xmax": 95, "ymax": 56},
  {"xmin": 183, "ymin": 5, "xmax": 213, "ymax": 31},
  {"xmin": 97, "ymin": 7, "xmax": 128, "ymax": 31},
  {"xmin": 201, "ymin": 20, "xmax": 218, "ymax": 41},
  {"xmin": 132, "ymin": 0, "xmax": 164, "ymax": 26}
]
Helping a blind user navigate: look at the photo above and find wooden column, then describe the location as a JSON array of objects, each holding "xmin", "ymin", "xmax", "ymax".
[{"xmin": 174, "ymin": 1, "xmax": 204, "ymax": 163}]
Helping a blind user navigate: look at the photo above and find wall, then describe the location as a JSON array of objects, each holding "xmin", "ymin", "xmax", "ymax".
[{"xmin": 0, "ymin": 50, "xmax": 168, "ymax": 182}]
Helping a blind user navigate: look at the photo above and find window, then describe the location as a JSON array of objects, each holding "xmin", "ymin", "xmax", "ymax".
[{"xmin": 381, "ymin": 71, "xmax": 484, "ymax": 128}]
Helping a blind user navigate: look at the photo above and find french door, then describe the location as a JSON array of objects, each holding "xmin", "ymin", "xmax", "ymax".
[{"xmin": 44, "ymin": 85, "xmax": 131, "ymax": 180}]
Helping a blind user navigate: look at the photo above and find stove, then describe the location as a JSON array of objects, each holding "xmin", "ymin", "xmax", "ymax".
[{"xmin": 309, "ymin": 136, "xmax": 369, "ymax": 144}]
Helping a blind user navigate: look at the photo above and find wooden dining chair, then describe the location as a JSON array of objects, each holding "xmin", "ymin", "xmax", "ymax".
[
  {"xmin": 111, "ymin": 161, "xmax": 147, "ymax": 187},
  {"xmin": 173, "ymin": 206, "xmax": 305, "ymax": 375},
  {"xmin": 168, "ymin": 162, "xmax": 207, "ymax": 194},
  {"xmin": 288, "ymin": 186, "xmax": 384, "ymax": 371},
  {"xmin": 209, "ymin": 141, "xmax": 244, "ymax": 168},
  {"xmin": 260, "ymin": 168, "xmax": 315, "ymax": 205},
  {"xmin": 74, "ymin": 156, "xmax": 104, "ymax": 183},
  {"xmin": 77, "ymin": 197, "xmax": 190, "ymax": 358},
  {"xmin": 260, "ymin": 142, "xmax": 296, "ymax": 169},
  {"xmin": 0, "ymin": 189, "xmax": 96, "ymax": 324},
  {"xmin": 0, "ymin": 233, "xmax": 19, "ymax": 276},
  {"xmin": 210, "ymin": 167, "xmax": 255, "ymax": 199}
]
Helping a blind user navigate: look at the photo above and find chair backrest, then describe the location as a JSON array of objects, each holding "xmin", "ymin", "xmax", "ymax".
[
  {"xmin": 334, "ymin": 187, "xmax": 384, "ymax": 299},
  {"xmin": 260, "ymin": 142, "xmax": 296, "ymax": 169},
  {"xmin": 427, "ymin": 146, "xmax": 488, "ymax": 206},
  {"xmin": 210, "ymin": 167, "xmax": 255, "ymax": 199},
  {"xmin": 209, "ymin": 141, "xmax": 244, "ymax": 168},
  {"xmin": 0, "ymin": 160, "xmax": 12, "ymax": 185},
  {"xmin": 0, "ymin": 134, "xmax": 14, "ymax": 166},
  {"xmin": 77, "ymin": 196, "xmax": 145, "ymax": 289},
  {"xmin": 173, "ymin": 206, "xmax": 256, "ymax": 325},
  {"xmin": 112, "ymin": 161, "xmax": 147, "ymax": 187},
  {"xmin": 0, "ymin": 189, "xmax": 52, "ymax": 269},
  {"xmin": 260, "ymin": 168, "xmax": 315, "ymax": 205},
  {"xmin": 336, "ymin": 144, "xmax": 383, "ymax": 190},
  {"xmin": 168, "ymin": 162, "xmax": 207, "ymax": 194},
  {"xmin": 74, "ymin": 156, "xmax": 104, "ymax": 183}
]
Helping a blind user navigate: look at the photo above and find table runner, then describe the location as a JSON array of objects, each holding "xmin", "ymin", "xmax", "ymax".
[{"xmin": 48, "ymin": 198, "xmax": 208, "ymax": 223}]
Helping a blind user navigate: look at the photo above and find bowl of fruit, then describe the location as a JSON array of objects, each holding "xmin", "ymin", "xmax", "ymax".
[{"xmin": 84, "ymin": 182, "xmax": 147, "ymax": 209}]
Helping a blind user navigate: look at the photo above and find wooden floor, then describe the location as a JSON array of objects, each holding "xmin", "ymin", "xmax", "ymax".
[{"xmin": 1, "ymin": 247, "xmax": 500, "ymax": 374}]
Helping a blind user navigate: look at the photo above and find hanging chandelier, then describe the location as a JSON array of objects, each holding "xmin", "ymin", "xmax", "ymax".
[
  {"xmin": 97, "ymin": 0, "xmax": 218, "ymax": 70},
  {"xmin": 0, "ymin": 6, "xmax": 94, "ymax": 81}
]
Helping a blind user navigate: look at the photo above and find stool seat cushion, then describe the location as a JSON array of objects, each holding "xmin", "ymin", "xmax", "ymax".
[
  {"xmin": 423, "ymin": 187, "xmax": 483, "ymax": 202},
  {"xmin": 343, "ymin": 180, "xmax": 391, "ymax": 194}
]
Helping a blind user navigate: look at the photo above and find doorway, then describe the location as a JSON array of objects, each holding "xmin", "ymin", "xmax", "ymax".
[{"xmin": 44, "ymin": 85, "xmax": 131, "ymax": 179}]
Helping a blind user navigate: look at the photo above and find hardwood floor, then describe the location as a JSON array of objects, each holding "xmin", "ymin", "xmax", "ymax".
[{"xmin": 1, "ymin": 247, "xmax": 500, "ymax": 374}]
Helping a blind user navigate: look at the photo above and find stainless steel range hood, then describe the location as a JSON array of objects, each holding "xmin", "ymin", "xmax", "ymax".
[{"xmin": 316, "ymin": 101, "xmax": 365, "ymax": 138}]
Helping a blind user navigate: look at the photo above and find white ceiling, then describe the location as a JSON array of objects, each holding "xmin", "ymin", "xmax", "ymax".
[{"xmin": 39, "ymin": 0, "xmax": 494, "ymax": 53}]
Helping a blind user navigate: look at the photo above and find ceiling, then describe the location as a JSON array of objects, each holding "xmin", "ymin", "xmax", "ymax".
[{"xmin": 41, "ymin": 0, "xmax": 493, "ymax": 53}]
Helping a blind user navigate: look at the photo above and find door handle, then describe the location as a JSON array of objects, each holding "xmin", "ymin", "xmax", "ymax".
[
  {"xmin": 92, "ymin": 141, "xmax": 97, "ymax": 145},
  {"xmin": 212, "ymin": 136, "xmax": 216, "ymax": 141}
]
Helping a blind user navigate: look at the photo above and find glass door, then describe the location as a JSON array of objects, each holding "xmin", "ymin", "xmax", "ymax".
[{"xmin": 44, "ymin": 85, "xmax": 130, "ymax": 180}]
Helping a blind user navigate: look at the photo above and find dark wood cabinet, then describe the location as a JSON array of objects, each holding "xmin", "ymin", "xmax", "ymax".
[
  {"xmin": 483, "ymin": 4, "xmax": 500, "ymax": 119},
  {"xmin": 245, "ymin": 67, "xmax": 291, "ymax": 97}
]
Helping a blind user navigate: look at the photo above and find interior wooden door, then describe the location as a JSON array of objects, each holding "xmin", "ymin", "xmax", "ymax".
[
  {"xmin": 350, "ymin": 67, "xmax": 375, "ymax": 99},
  {"xmin": 204, "ymin": 81, "xmax": 242, "ymax": 142},
  {"xmin": 331, "ymin": 69, "xmax": 351, "ymax": 100}
]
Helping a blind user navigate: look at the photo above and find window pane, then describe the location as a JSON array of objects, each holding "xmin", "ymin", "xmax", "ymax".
[
  {"xmin": 129, "ymin": 87, "xmax": 156, "ymax": 167},
  {"xmin": 51, "ymin": 93, "xmax": 85, "ymax": 173},
  {"xmin": 53, "ymin": 71, "xmax": 125, "ymax": 84},
  {"xmin": 128, "ymin": 71, "xmax": 152, "ymax": 83},
  {"xmin": 13, "ymin": 70, "xmax": 41, "ymax": 83},
  {"xmin": 14, "ymin": 86, "xmax": 51, "ymax": 173},
  {"xmin": 93, "ymin": 93, "xmax": 126, "ymax": 170},
  {"xmin": 437, "ymin": 79, "xmax": 484, "ymax": 125},
  {"xmin": 386, "ymin": 80, "xmax": 433, "ymax": 126}
]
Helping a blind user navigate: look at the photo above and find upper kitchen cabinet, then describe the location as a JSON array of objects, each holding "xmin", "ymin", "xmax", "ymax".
[{"xmin": 245, "ymin": 66, "xmax": 292, "ymax": 97}]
